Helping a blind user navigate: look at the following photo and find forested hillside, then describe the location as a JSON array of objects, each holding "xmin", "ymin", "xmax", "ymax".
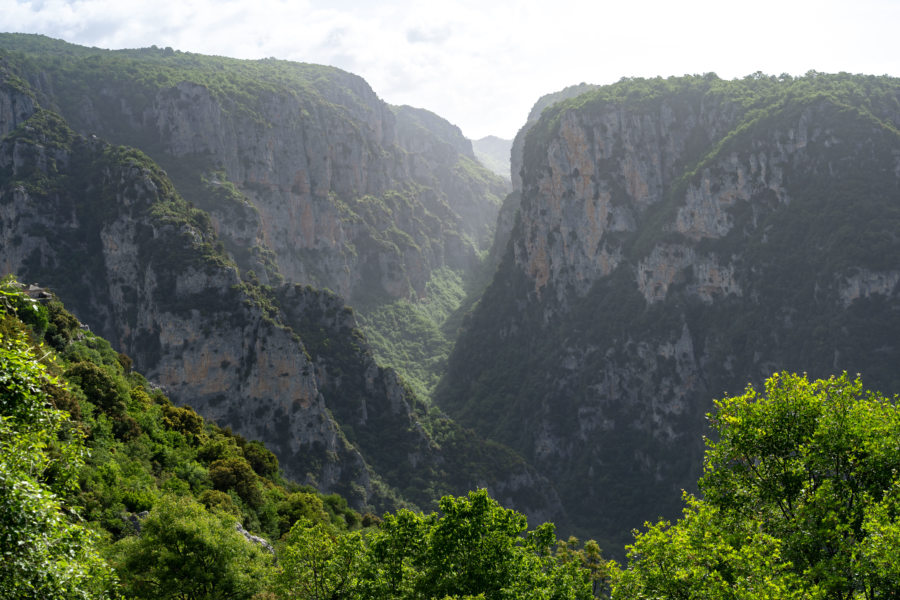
[
  {"xmin": 0, "ymin": 32, "xmax": 506, "ymax": 402},
  {"xmin": 0, "ymin": 278, "xmax": 604, "ymax": 599},
  {"xmin": 438, "ymin": 72, "xmax": 900, "ymax": 548}
]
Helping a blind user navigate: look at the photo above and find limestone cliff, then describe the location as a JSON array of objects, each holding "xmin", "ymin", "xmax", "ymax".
[
  {"xmin": 0, "ymin": 33, "xmax": 511, "ymax": 409},
  {"xmin": 489, "ymin": 83, "xmax": 598, "ymax": 264},
  {"xmin": 0, "ymin": 65, "xmax": 561, "ymax": 520},
  {"xmin": 439, "ymin": 73, "xmax": 900, "ymax": 548},
  {"xmin": 0, "ymin": 103, "xmax": 374, "ymax": 503},
  {"xmin": 0, "ymin": 34, "xmax": 505, "ymax": 306},
  {"xmin": 511, "ymin": 83, "xmax": 598, "ymax": 193}
]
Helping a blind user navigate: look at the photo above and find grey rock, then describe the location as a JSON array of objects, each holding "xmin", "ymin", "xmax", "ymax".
[{"xmin": 235, "ymin": 523, "xmax": 274, "ymax": 554}]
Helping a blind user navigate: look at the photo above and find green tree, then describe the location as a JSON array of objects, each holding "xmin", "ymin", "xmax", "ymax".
[
  {"xmin": 275, "ymin": 489, "xmax": 600, "ymax": 600},
  {"xmin": 113, "ymin": 494, "xmax": 273, "ymax": 599},
  {"xmin": 275, "ymin": 519, "xmax": 365, "ymax": 600},
  {"xmin": 359, "ymin": 489, "xmax": 596, "ymax": 600},
  {"xmin": 557, "ymin": 537, "xmax": 611, "ymax": 598},
  {"xmin": 244, "ymin": 439, "xmax": 279, "ymax": 478},
  {"xmin": 276, "ymin": 491, "xmax": 329, "ymax": 537},
  {"xmin": 357, "ymin": 507, "xmax": 428, "ymax": 600},
  {"xmin": 856, "ymin": 480, "xmax": 900, "ymax": 593},
  {"xmin": 613, "ymin": 495, "xmax": 816, "ymax": 599},
  {"xmin": 0, "ymin": 321, "xmax": 117, "ymax": 599},
  {"xmin": 421, "ymin": 490, "xmax": 533, "ymax": 598},
  {"xmin": 209, "ymin": 455, "xmax": 264, "ymax": 507},
  {"xmin": 613, "ymin": 372, "xmax": 900, "ymax": 599},
  {"xmin": 161, "ymin": 404, "xmax": 205, "ymax": 439},
  {"xmin": 65, "ymin": 361, "xmax": 127, "ymax": 416}
]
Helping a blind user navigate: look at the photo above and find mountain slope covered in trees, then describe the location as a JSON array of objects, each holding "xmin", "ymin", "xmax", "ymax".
[{"xmin": 0, "ymin": 278, "xmax": 607, "ymax": 599}]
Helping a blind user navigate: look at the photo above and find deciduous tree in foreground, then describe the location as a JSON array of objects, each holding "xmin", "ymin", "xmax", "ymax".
[
  {"xmin": 277, "ymin": 489, "xmax": 603, "ymax": 600},
  {"xmin": 614, "ymin": 372, "xmax": 900, "ymax": 600}
]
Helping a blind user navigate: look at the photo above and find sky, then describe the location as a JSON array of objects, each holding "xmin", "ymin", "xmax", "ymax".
[{"xmin": 3, "ymin": 0, "xmax": 899, "ymax": 140}]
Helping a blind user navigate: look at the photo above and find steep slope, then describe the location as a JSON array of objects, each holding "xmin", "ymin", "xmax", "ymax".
[
  {"xmin": 472, "ymin": 135, "xmax": 513, "ymax": 181},
  {"xmin": 0, "ymin": 33, "xmax": 505, "ymax": 302},
  {"xmin": 0, "ymin": 101, "xmax": 380, "ymax": 505},
  {"xmin": 490, "ymin": 83, "xmax": 598, "ymax": 265},
  {"xmin": 0, "ymin": 32, "xmax": 507, "ymax": 401},
  {"xmin": 510, "ymin": 82, "xmax": 597, "ymax": 192},
  {"xmin": 437, "ymin": 73, "xmax": 900, "ymax": 548},
  {"xmin": 0, "ymin": 275, "xmax": 366, "ymax": 542},
  {"xmin": 0, "ymin": 66, "xmax": 562, "ymax": 522}
]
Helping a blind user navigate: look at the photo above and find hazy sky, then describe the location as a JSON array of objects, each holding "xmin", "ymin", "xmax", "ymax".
[{"xmin": 3, "ymin": 0, "xmax": 899, "ymax": 139}]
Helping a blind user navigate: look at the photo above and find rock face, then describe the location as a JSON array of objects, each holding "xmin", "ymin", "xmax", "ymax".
[
  {"xmin": 438, "ymin": 74, "xmax": 900, "ymax": 548},
  {"xmin": 0, "ymin": 105, "xmax": 374, "ymax": 504},
  {"xmin": 511, "ymin": 83, "xmax": 598, "ymax": 193},
  {"xmin": 0, "ymin": 44, "xmax": 561, "ymax": 521},
  {"xmin": 489, "ymin": 83, "xmax": 598, "ymax": 264},
  {"xmin": 3, "ymin": 36, "xmax": 505, "ymax": 305},
  {"xmin": 0, "ymin": 73, "xmax": 36, "ymax": 137},
  {"xmin": 0, "ymin": 34, "xmax": 508, "ymax": 409}
]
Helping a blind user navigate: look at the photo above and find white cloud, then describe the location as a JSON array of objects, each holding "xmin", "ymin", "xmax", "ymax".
[{"xmin": 2, "ymin": 0, "xmax": 898, "ymax": 139}]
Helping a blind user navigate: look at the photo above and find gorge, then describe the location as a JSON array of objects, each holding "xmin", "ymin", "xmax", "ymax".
[{"xmin": 2, "ymin": 34, "xmax": 899, "ymax": 550}]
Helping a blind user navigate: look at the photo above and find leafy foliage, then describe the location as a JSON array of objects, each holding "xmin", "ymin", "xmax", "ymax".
[
  {"xmin": 0, "ymin": 278, "xmax": 360, "ymax": 595},
  {"xmin": 0, "ymin": 281, "xmax": 117, "ymax": 599},
  {"xmin": 276, "ymin": 489, "xmax": 603, "ymax": 600},
  {"xmin": 613, "ymin": 373, "xmax": 900, "ymax": 599},
  {"xmin": 276, "ymin": 519, "xmax": 365, "ymax": 600},
  {"xmin": 112, "ymin": 494, "xmax": 273, "ymax": 600}
]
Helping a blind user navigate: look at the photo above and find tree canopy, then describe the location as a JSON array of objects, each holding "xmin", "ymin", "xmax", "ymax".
[
  {"xmin": 613, "ymin": 372, "xmax": 900, "ymax": 599},
  {"xmin": 277, "ymin": 488, "xmax": 604, "ymax": 600},
  {"xmin": 112, "ymin": 494, "xmax": 273, "ymax": 600},
  {"xmin": 0, "ymin": 284, "xmax": 117, "ymax": 599}
]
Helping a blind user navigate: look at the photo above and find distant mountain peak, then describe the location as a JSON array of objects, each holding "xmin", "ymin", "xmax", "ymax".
[{"xmin": 472, "ymin": 135, "xmax": 512, "ymax": 181}]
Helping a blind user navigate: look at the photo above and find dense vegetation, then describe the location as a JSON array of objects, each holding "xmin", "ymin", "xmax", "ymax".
[
  {"xmin": 0, "ymin": 277, "xmax": 361, "ymax": 596},
  {"xmin": 4, "ymin": 278, "xmax": 899, "ymax": 598},
  {"xmin": 0, "ymin": 32, "xmax": 364, "ymax": 144},
  {"xmin": 0, "ymin": 277, "xmax": 603, "ymax": 598},
  {"xmin": 358, "ymin": 266, "xmax": 480, "ymax": 401}
]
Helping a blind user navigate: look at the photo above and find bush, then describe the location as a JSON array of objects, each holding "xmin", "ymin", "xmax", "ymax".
[
  {"xmin": 243, "ymin": 440, "xmax": 279, "ymax": 478},
  {"xmin": 162, "ymin": 404, "xmax": 205, "ymax": 438},
  {"xmin": 112, "ymin": 495, "xmax": 272, "ymax": 599},
  {"xmin": 209, "ymin": 457, "xmax": 263, "ymax": 508},
  {"xmin": 65, "ymin": 362, "xmax": 127, "ymax": 416}
]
